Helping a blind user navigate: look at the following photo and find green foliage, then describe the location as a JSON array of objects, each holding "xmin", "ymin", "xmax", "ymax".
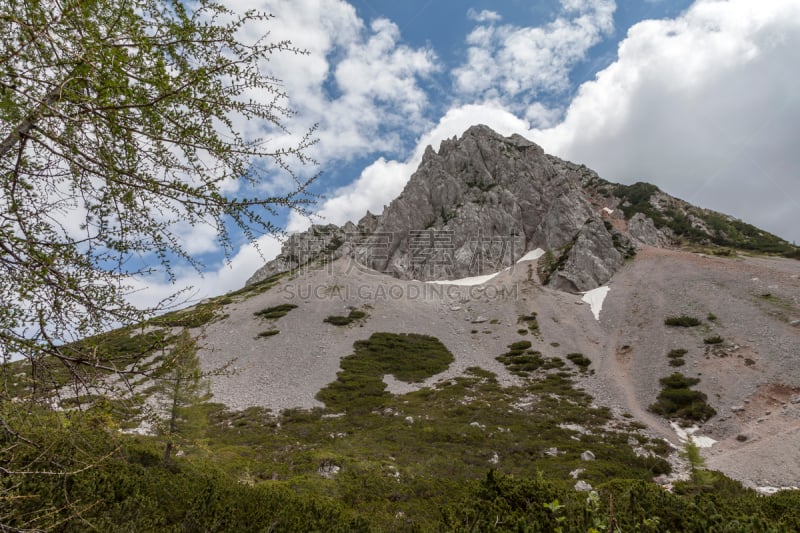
[
  {"xmin": 256, "ymin": 329, "xmax": 280, "ymax": 338},
  {"xmin": 667, "ymin": 348, "xmax": 688, "ymax": 367},
  {"xmin": 614, "ymin": 182, "xmax": 663, "ymax": 222},
  {"xmin": 668, "ymin": 348, "xmax": 689, "ymax": 358},
  {"xmin": 665, "ymin": 315, "xmax": 702, "ymax": 327},
  {"xmin": 704, "ymin": 335, "xmax": 724, "ymax": 345},
  {"xmin": 324, "ymin": 309, "xmax": 368, "ymax": 326},
  {"xmin": 151, "ymin": 302, "xmax": 224, "ymax": 328},
  {"xmin": 566, "ymin": 353, "xmax": 591, "ymax": 369},
  {"xmin": 226, "ymin": 271, "xmax": 290, "ymax": 301},
  {"xmin": 649, "ymin": 373, "xmax": 716, "ymax": 423},
  {"xmin": 254, "ymin": 304, "xmax": 298, "ymax": 320},
  {"xmin": 316, "ymin": 333, "xmax": 454, "ymax": 412},
  {"xmin": 14, "ymin": 355, "xmax": 800, "ymax": 530},
  {"xmin": 150, "ymin": 331, "xmax": 212, "ymax": 461},
  {"xmin": 539, "ymin": 239, "xmax": 576, "ymax": 285},
  {"xmin": 0, "ymin": 0, "xmax": 317, "ymax": 374}
]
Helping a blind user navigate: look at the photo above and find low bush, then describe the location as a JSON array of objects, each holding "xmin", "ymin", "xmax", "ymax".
[
  {"xmin": 253, "ymin": 303, "xmax": 298, "ymax": 320},
  {"xmin": 324, "ymin": 309, "xmax": 367, "ymax": 326},
  {"xmin": 649, "ymin": 373, "xmax": 716, "ymax": 423},
  {"xmin": 704, "ymin": 335, "xmax": 724, "ymax": 345},
  {"xmin": 566, "ymin": 353, "xmax": 591, "ymax": 369},
  {"xmin": 256, "ymin": 330, "xmax": 279, "ymax": 338},
  {"xmin": 665, "ymin": 315, "xmax": 701, "ymax": 327}
]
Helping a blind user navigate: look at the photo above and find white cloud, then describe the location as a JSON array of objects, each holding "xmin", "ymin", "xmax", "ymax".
[
  {"xmin": 467, "ymin": 8, "xmax": 502, "ymax": 23},
  {"xmin": 535, "ymin": 0, "xmax": 800, "ymax": 243},
  {"xmin": 234, "ymin": 0, "xmax": 437, "ymax": 169},
  {"xmin": 454, "ymin": 0, "xmax": 616, "ymax": 104}
]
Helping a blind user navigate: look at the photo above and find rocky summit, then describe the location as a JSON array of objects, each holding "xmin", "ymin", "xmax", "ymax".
[{"xmin": 248, "ymin": 125, "xmax": 796, "ymax": 292}]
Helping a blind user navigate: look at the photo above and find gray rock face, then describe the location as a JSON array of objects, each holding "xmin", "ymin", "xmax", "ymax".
[
  {"xmin": 247, "ymin": 223, "xmax": 355, "ymax": 286},
  {"xmin": 628, "ymin": 212, "xmax": 673, "ymax": 248},
  {"xmin": 246, "ymin": 124, "xmax": 677, "ymax": 291}
]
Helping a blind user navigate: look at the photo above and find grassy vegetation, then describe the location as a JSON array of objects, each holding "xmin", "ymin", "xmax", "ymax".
[
  {"xmin": 704, "ymin": 335, "xmax": 724, "ymax": 345},
  {"xmin": 150, "ymin": 301, "xmax": 225, "ymax": 328},
  {"xmin": 226, "ymin": 271, "xmax": 290, "ymax": 301},
  {"xmin": 316, "ymin": 333, "xmax": 454, "ymax": 413},
  {"xmin": 649, "ymin": 373, "xmax": 717, "ymax": 424},
  {"xmin": 6, "ymin": 333, "xmax": 800, "ymax": 530},
  {"xmin": 324, "ymin": 309, "xmax": 368, "ymax": 326},
  {"xmin": 256, "ymin": 330, "xmax": 280, "ymax": 338},
  {"xmin": 665, "ymin": 315, "xmax": 702, "ymax": 327},
  {"xmin": 253, "ymin": 303, "xmax": 298, "ymax": 320}
]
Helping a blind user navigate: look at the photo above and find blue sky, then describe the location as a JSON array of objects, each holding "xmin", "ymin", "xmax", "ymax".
[{"xmin": 129, "ymin": 0, "xmax": 800, "ymax": 307}]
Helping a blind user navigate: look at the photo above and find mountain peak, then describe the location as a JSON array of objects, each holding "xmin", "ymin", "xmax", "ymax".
[{"xmin": 247, "ymin": 126, "xmax": 799, "ymax": 290}]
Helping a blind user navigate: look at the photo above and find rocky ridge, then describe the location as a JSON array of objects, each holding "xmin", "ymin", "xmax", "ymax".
[{"xmin": 248, "ymin": 125, "xmax": 797, "ymax": 292}]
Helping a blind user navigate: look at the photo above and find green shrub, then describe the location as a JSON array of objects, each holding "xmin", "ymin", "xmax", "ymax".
[
  {"xmin": 507, "ymin": 340, "xmax": 532, "ymax": 352},
  {"xmin": 665, "ymin": 315, "xmax": 701, "ymax": 327},
  {"xmin": 669, "ymin": 358, "xmax": 686, "ymax": 367},
  {"xmin": 256, "ymin": 330, "xmax": 279, "ymax": 338},
  {"xmin": 649, "ymin": 373, "xmax": 716, "ymax": 423},
  {"xmin": 704, "ymin": 336, "xmax": 724, "ymax": 345},
  {"xmin": 566, "ymin": 353, "xmax": 591, "ymax": 369},
  {"xmin": 253, "ymin": 303, "xmax": 298, "ymax": 320},
  {"xmin": 324, "ymin": 308, "xmax": 367, "ymax": 326},
  {"xmin": 668, "ymin": 349, "xmax": 688, "ymax": 358}
]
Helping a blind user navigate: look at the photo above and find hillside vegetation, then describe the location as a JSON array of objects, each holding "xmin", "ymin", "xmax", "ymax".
[{"xmin": 3, "ymin": 324, "xmax": 800, "ymax": 530}]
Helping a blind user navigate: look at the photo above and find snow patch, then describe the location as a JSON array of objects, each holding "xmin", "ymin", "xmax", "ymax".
[
  {"xmin": 516, "ymin": 248, "xmax": 545, "ymax": 263},
  {"xmin": 424, "ymin": 249, "xmax": 543, "ymax": 286},
  {"xmin": 427, "ymin": 272, "xmax": 500, "ymax": 286},
  {"xmin": 756, "ymin": 486, "xmax": 800, "ymax": 496},
  {"xmin": 581, "ymin": 286, "xmax": 610, "ymax": 321},
  {"xmin": 670, "ymin": 422, "xmax": 717, "ymax": 448},
  {"xmin": 602, "ymin": 207, "xmax": 614, "ymax": 214}
]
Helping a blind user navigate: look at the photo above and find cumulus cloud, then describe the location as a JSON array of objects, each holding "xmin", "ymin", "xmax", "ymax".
[
  {"xmin": 236, "ymin": 0, "xmax": 437, "ymax": 170},
  {"xmin": 453, "ymin": 0, "xmax": 616, "ymax": 104},
  {"xmin": 535, "ymin": 0, "xmax": 800, "ymax": 243}
]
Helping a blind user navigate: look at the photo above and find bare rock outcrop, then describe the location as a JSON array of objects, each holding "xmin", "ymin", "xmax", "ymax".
[{"xmin": 247, "ymin": 124, "xmax": 799, "ymax": 291}]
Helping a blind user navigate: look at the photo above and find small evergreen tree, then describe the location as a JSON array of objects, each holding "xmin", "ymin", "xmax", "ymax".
[{"xmin": 153, "ymin": 331, "xmax": 213, "ymax": 462}]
